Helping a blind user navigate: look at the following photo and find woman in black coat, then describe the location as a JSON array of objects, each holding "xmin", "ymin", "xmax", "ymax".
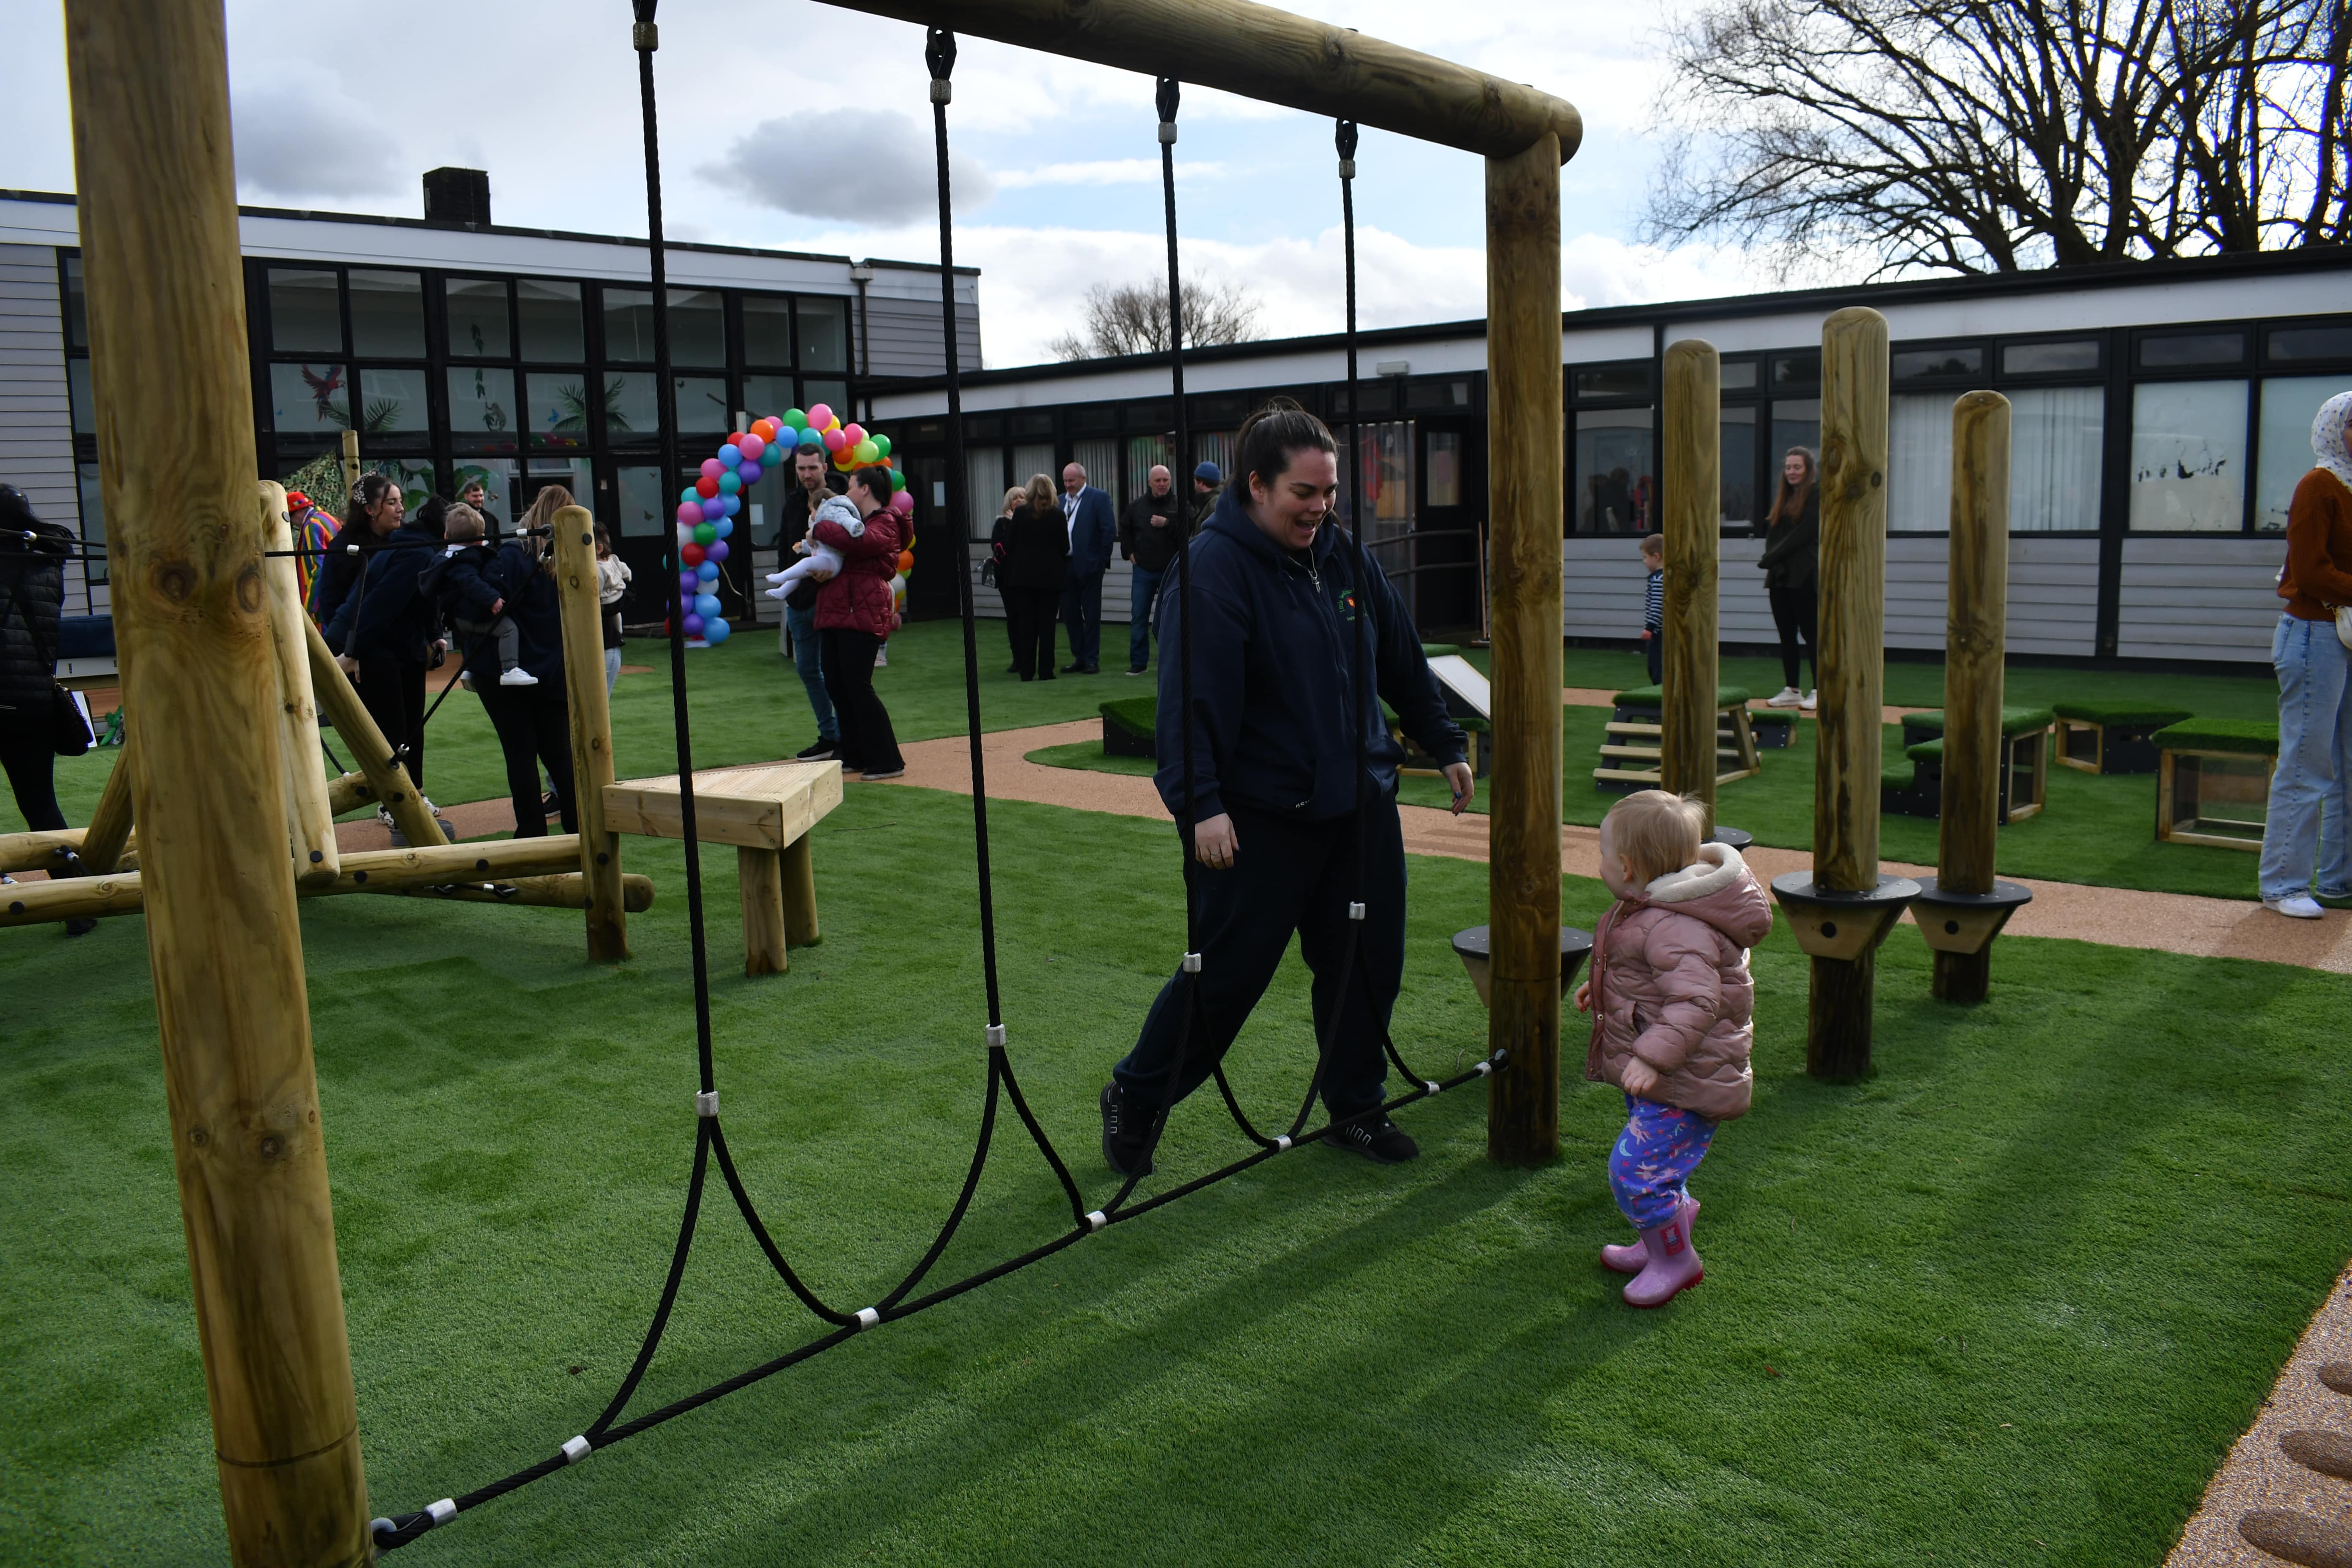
[
  {"xmin": 324, "ymin": 476, "xmax": 446, "ymax": 798},
  {"xmin": 473, "ymin": 487, "xmax": 576, "ymax": 836},
  {"xmin": 1755, "ymin": 446, "xmax": 1820, "ymax": 709},
  {"xmin": 999, "ymin": 473, "xmax": 1070, "ymax": 681}
]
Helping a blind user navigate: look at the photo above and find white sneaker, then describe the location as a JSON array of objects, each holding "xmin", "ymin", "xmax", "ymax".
[
  {"xmin": 873, "ymin": 649, "xmax": 890, "ymax": 667},
  {"xmin": 498, "ymin": 667, "xmax": 540, "ymax": 686},
  {"xmin": 2266, "ymin": 894, "xmax": 2325, "ymax": 919},
  {"xmin": 1800, "ymin": 690, "xmax": 1818, "ymax": 711},
  {"xmin": 1765, "ymin": 686, "xmax": 1802, "ymax": 708},
  {"xmin": 458, "ymin": 670, "xmax": 476, "ymax": 691}
]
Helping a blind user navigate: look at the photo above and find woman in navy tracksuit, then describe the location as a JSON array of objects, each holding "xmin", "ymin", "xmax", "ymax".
[{"xmin": 1100, "ymin": 400, "xmax": 1473, "ymax": 1176}]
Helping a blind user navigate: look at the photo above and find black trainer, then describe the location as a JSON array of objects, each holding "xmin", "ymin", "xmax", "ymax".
[
  {"xmin": 796, "ymin": 740, "xmax": 838, "ymax": 761},
  {"xmin": 1100, "ymin": 1081, "xmax": 1155, "ymax": 1177},
  {"xmin": 1329, "ymin": 1111, "xmax": 1418, "ymax": 1165}
]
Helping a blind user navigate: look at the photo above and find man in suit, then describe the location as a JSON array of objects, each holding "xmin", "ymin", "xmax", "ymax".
[{"xmin": 1059, "ymin": 461, "xmax": 1116, "ymax": 674}]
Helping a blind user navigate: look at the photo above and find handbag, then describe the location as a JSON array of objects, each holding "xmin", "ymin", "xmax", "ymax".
[
  {"xmin": 52, "ymin": 682, "xmax": 92, "ymax": 756},
  {"xmin": 2336, "ymin": 605, "xmax": 2352, "ymax": 651}
]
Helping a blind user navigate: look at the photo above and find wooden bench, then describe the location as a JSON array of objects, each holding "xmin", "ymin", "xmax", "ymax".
[
  {"xmin": 2152, "ymin": 719, "xmax": 2278, "ymax": 851},
  {"xmin": 2052, "ymin": 701, "xmax": 2193, "ymax": 775},
  {"xmin": 604, "ymin": 761, "xmax": 843, "ymax": 974},
  {"xmin": 1884, "ymin": 705, "xmax": 2054, "ymax": 824},
  {"xmin": 1594, "ymin": 683, "xmax": 1760, "ymax": 793}
]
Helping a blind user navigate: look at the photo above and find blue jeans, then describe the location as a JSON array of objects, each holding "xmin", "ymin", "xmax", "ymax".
[
  {"xmin": 1062, "ymin": 571, "xmax": 1103, "ymax": 669},
  {"xmin": 784, "ymin": 601, "xmax": 838, "ymax": 743},
  {"xmin": 1127, "ymin": 565, "xmax": 1165, "ymax": 671},
  {"xmin": 2260, "ymin": 614, "xmax": 2352, "ymax": 899}
]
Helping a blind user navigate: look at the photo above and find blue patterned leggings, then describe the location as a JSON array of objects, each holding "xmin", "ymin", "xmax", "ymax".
[{"xmin": 1609, "ymin": 1094, "xmax": 1717, "ymax": 1229}]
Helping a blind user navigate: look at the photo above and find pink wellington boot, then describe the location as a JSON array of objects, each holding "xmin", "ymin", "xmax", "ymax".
[
  {"xmin": 1623, "ymin": 1209, "xmax": 1704, "ymax": 1308},
  {"xmin": 1601, "ymin": 1196, "xmax": 1699, "ymax": 1274}
]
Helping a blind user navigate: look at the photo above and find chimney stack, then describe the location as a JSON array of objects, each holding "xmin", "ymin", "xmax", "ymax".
[{"xmin": 422, "ymin": 167, "xmax": 491, "ymax": 226}]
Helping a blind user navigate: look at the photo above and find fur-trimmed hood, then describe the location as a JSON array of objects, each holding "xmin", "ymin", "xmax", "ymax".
[{"xmin": 1636, "ymin": 843, "xmax": 1774, "ymax": 948}]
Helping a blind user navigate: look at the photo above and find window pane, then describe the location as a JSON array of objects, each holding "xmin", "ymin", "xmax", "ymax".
[
  {"xmin": 1012, "ymin": 442, "xmax": 1058, "ymax": 494},
  {"xmin": 517, "ymin": 279, "xmax": 584, "ymax": 361},
  {"xmin": 742, "ymin": 458, "xmax": 789, "ymax": 548},
  {"xmin": 348, "ymin": 270, "xmax": 424, "ymax": 357},
  {"xmin": 1718, "ymin": 359, "xmax": 1757, "ymax": 391},
  {"xmin": 76, "ymin": 461, "xmax": 106, "ymax": 585},
  {"xmin": 2003, "ymin": 340, "xmax": 2099, "ymax": 375},
  {"xmin": 269, "ymin": 269, "xmax": 341, "ymax": 353},
  {"xmin": 1574, "ymin": 363, "xmax": 1648, "ymax": 400},
  {"xmin": 270, "ymin": 362, "xmax": 348, "ymax": 433},
  {"xmin": 1772, "ymin": 351, "xmax": 1820, "ymax": 388},
  {"xmin": 1888, "ymin": 393, "xmax": 1958, "ymax": 532},
  {"xmin": 602, "ymin": 370, "xmax": 658, "ymax": 438},
  {"xmin": 1769, "ymin": 399, "xmax": 1821, "ymax": 473},
  {"xmin": 743, "ymin": 294, "xmax": 792, "ymax": 365},
  {"xmin": 1405, "ymin": 378, "xmax": 1472, "ymax": 412},
  {"xmin": 1073, "ymin": 438, "xmax": 1120, "ymax": 511},
  {"xmin": 668, "ymin": 289, "xmax": 725, "ymax": 367},
  {"xmin": 1574, "ymin": 408, "xmax": 1652, "ymax": 534},
  {"xmin": 616, "ymin": 465, "xmax": 669, "ymax": 538},
  {"xmin": 799, "ymin": 297, "xmax": 849, "ymax": 372},
  {"xmin": 1426, "ymin": 429, "xmax": 1462, "ymax": 506},
  {"xmin": 801, "ymin": 379, "xmax": 849, "ymax": 421},
  {"xmin": 525, "ymin": 371, "xmax": 594, "ymax": 448},
  {"xmin": 674, "ymin": 375, "xmax": 730, "ymax": 433},
  {"xmin": 2131, "ymin": 380, "xmax": 2248, "ymax": 531},
  {"xmin": 2269, "ymin": 326, "xmax": 2352, "ymax": 363},
  {"xmin": 445, "ymin": 277, "xmax": 510, "ymax": 358},
  {"xmin": 1125, "ymin": 434, "xmax": 1172, "ymax": 512},
  {"xmin": 356, "ymin": 366, "xmax": 428, "ymax": 436},
  {"xmin": 2007, "ymin": 386, "xmax": 2104, "ymax": 532},
  {"xmin": 2139, "ymin": 331, "xmax": 2245, "ymax": 369},
  {"xmin": 1719, "ymin": 404, "xmax": 1757, "ymax": 528},
  {"xmin": 63, "ymin": 256, "xmax": 86, "ymax": 350},
  {"xmin": 966, "ymin": 445, "xmax": 1004, "ymax": 539},
  {"xmin": 602, "ymin": 288, "xmax": 654, "ymax": 363},
  {"xmin": 2256, "ymin": 376, "xmax": 2348, "ymax": 531},
  {"xmin": 1892, "ymin": 346, "xmax": 1982, "ymax": 381},
  {"xmin": 449, "ymin": 460, "xmax": 517, "ymax": 533},
  {"xmin": 743, "ymin": 373, "xmax": 795, "ymax": 422},
  {"xmin": 1190, "ymin": 433, "xmax": 1233, "ymax": 498},
  {"xmin": 445, "ymin": 365, "xmax": 518, "ymax": 442},
  {"xmin": 68, "ymin": 358, "xmax": 93, "ymax": 436}
]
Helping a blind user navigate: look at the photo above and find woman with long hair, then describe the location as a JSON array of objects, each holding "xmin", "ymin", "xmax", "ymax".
[
  {"xmin": 1755, "ymin": 446, "xmax": 1820, "ymax": 710},
  {"xmin": 309, "ymin": 470, "xmax": 400, "ymax": 630},
  {"xmin": 999, "ymin": 473, "xmax": 1070, "ymax": 681},
  {"xmin": 472, "ymin": 485, "xmax": 578, "ymax": 836},
  {"xmin": 2257, "ymin": 390, "xmax": 2352, "ymax": 918},
  {"xmin": 323, "ymin": 475, "xmax": 451, "ymax": 834}
]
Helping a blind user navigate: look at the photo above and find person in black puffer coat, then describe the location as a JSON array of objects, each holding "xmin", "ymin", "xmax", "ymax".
[
  {"xmin": 0, "ymin": 485, "xmax": 96, "ymax": 933},
  {"xmin": 471, "ymin": 486, "xmax": 576, "ymax": 837},
  {"xmin": 325, "ymin": 478, "xmax": 446, "ymax": 810}
]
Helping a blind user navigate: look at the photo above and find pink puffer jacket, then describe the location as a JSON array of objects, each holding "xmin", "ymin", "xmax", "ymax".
[{"xmin": 1583, "ymin": 843, "xmax": 1774, "ymax": 1121}]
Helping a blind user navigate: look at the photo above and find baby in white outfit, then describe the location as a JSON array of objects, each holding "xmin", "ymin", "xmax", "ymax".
[{"xmin": 765, "ymin": 494, "xmax": 861, "ymax": 600}]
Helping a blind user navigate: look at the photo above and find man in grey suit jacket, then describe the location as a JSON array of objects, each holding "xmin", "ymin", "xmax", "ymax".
[{"xmin": 1058, "ymin": 462, "xmax": 1117, "ymax": 674}]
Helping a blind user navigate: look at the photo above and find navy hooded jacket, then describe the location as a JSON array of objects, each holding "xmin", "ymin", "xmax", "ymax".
[
  {"xmin": 461, "ymin": 541, "xmax": 566, "ymax": 687},
  {"xmin": 324, "ymin": 525, "xmax": 442, "ymax": 664},
  {"xmin": 1154, "ymin": 485, "xmax": 1465, "ymax": 824}
]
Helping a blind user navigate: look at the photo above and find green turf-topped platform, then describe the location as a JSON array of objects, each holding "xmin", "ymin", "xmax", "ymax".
[
  {"xmin": 2054, "ymin": 699, "xmax": 2196, "ymax": 727},
  {"xmin": 2053, "ymin": 701, "xmax": 2199, "ymax": 775},
  {"xmin": 1886, "ymin": 710, "xmax": 2055, "ymax": 825},
  {"xmin": 1900, "ymin": 705, "xmax": 2057, "ymax": 747},
  {"xmin": 2152, "ymin": 717, "xmax": 2281, "ymax": 756},
  {"xmin": 1611, "ymin": 683, "xmax": 1751, "ymax": 710},
  {"xmin": 1419, "ymin": 642, "xmax": 1461, "ymax": 659},
  {"xmin": 1101, "ymin": 696, "xmax": 1157, "ymax": 759}
]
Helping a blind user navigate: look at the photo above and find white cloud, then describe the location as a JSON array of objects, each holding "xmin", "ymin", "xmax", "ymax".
[
  {"xmin": 994, "ymin": 159, "xmax": 1227, "ymax": 190},
  {"xmin": 229, "ymin": 73, "xmax": 403, "ymax": 201},
  {"xmin": 700, "ymin": 111, "xmax": 995, "ymax": 226}
]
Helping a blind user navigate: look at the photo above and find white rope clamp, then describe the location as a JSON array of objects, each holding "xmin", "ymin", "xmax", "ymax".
[
  {"xmin": 1424, "ymin": 1081, "xmax": 1441, "ymax": 1095},
  {"xmin": 931, "ymin": 79, "xmax": 952, "ymax": 104},
  {"xmin": 427, "ymin": 1499, "xmax": 457, "ymax": 1525},
  {"xmin": 1158, "ymin": 121, "xmax": 1178, "ymax": 144},
  {"xmin": 1182, "ymin": 952, "xmax": 1202, "ymax": 973},
  {"xmin": 1273, "ymin": 1135, "xmax": 1293, "ymax": 1152},
  {"xmin": 1473, "ymin": 1060, "xmax": 1494, "ymax": 1077},
  {"xmin": 694, "ymin": 1089, "xmax": 720, "ymax": 1118},
  {"xmin": 562, "ymin": 1435, "xmax": 592, "ymax": 1465},
  {"xmin": 854, "ymin": 1306, "xmax": 882, "ymax": 1330},
  {"xmin": 371, "ymin": 1518, "xmax": 395, "ymax": 1539},
  {"xmin": 985, "ymin": 1024, "xmax": 1007, "ymax": 1048},
  {"xmin": 1349, "ymin": 901, "xmax": 1366, "ymax": 921},
  {"xmin": 1085, "ymin": 1209, "xmax": 1108, "ymax": 1233}
]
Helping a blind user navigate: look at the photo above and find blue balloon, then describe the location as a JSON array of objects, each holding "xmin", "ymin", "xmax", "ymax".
[
  {"xmin": 718, "ymin": 443, "xmax": 742, "ymax": 466},
  {"xmin": 721, "ymin": 494, "xmax": 740, "ymax": 517},
  {"xmin": 797, "ymin": 426, "xmax": 822, "ymax": 448},
  {"xmin": 703, "ymin": 616, "xmax": 732, "ymax": 645},
  {"xmin": 712, "ymin": 516, "xmax": 734, "ymax": 539},
  {"xmin": 696, "ymin": 560, "xmax": 719, "ymax": 583},
  {"xmin": 683, "ymin": 613, "xmax": 705, "ymax": 637},
  {"xmin": 694, "ymin": 592, "xmax": 722, "ymax": 620}
]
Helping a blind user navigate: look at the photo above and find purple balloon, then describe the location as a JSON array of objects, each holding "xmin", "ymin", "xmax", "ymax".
[
  {"xmin": 706, "ymin": 539, "xmax": 730, "ymax": 563},
  {"xmin": 683, "ymin": 613, "xmax": 705, "ymax": 637},
  {"xmin": 678, "ymin": 571, "xmax": 699, "ymax": 596},
  {"xmin": 738, "ymin": 462, "xmax": 763, "ymax": 486},
  {"xmin": 674, "ymin": 502, "xmax": 700, "ymax": 527},
  {"xmin": 700, "ymin": 498, "xmax": 726, "ymax": 522}
]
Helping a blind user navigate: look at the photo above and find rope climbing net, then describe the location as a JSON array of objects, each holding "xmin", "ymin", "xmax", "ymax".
[{"xmin": 369, "ymin": 12, "xmax": 1492, "ymax": 1551}]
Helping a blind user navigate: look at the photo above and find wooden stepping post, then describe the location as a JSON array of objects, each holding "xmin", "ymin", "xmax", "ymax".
[
  {"xmin": 263, "ymin": 481, "xmax": 338, "ymax": 889},
  {"xmin": 64, "ymin": 0, "xmax": 371, "ymax": 1556},
  {"xmin": 552, "ymin": 503, "xmax": 626, "ymax": 960},
  {"xmin": 1660, "ymin": 339, "xmax": 1720, "ymax": 812}
]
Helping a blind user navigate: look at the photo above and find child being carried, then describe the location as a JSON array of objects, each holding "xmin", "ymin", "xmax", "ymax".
[
  {"xmin": 762, "ymin": 492, "xmax": 861, "ymax": 600},
  {"xmin": 422, "ymin": 502, "xmax": 537, "ymax": 687}
]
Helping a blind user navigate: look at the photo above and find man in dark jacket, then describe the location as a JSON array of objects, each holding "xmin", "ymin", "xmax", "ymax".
[
  {"xmin": 775, "ymin": 444, "xmax": 840, "ymax": 759},
  {"xmin": 1116, "ymin": 463, "xmax": 1185, "ymax": 675},
  {"xmin": 1058, "ymin": 462, "xmax": 1116, "ymax": 674},
  {"xmin": 1100, "ymin": 404, "xmax": 1470, "ymax": 1177}
]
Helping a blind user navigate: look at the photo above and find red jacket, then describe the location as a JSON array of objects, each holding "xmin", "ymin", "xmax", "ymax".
[
  {"xmin": 2278, "ymin": 469, "xmax": 2352, "ymax": 622},
  {"xmin": 811, "ymin": 505, "xmax": 901, "ymax": 636}
]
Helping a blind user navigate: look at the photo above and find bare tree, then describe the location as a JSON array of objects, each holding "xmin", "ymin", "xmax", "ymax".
[
  {"xmin": 1046, "ymin": 275, "xmax": 1263, "ymax": 360},
  {"xmin": 1644, "ymin": 0, "xmax": 2351, "ymax": 275}
]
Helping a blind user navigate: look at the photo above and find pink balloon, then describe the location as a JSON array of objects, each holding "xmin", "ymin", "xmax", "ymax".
[
  {"xmin": 841, "ymin": 422, "xmax": 866, "ymax": 446},
  {"xmin": 806, "ymin": 403, "xmax": 833, "ymax": 430},
  {"xmin": 738, "ymin": 432, "xmax": 765, "ymax": 462},
  {"xmin": 821, "ymin": 427, "xmax": 847, "ymax": 452},
  {"xmin": 700, "ymin": 457, "xmax": 724, "ymax": 481},
  {"xmin": 675, "ymin": 502, "xmax": 700, "ymax": 527},
  {"xmin": 890, "ymin": 490, "xmax": 915, "ymax": 514}
]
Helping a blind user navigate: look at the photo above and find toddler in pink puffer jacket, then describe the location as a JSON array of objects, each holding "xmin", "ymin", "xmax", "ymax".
[{"xmin": 1573, "ymin": 790, "xmax": 1773, "ymax": 1308}]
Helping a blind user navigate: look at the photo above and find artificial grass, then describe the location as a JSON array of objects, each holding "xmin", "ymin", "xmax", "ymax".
[
  {"xmin": 2053, "ymin": 700, "xmax": 2195, "ymax": 727},
  {"xmin": 3, "ymin": 785, "xmax": 2348, "ymax": 1564},
  {"xmin": 1901, "ymin": 706, "xmax": 2060, "ymax": 739},
  {"xmin": 2151, "ymin": 717, "xmax": 2283, "ymax": 755},
  {"xmin": 1609, "ymin": 683, "xmax": 1752, "ymax": 708}
]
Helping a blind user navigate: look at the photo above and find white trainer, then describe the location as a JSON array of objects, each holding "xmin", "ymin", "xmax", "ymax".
[
  {"xmin": 1765, "ymin": 686, "xmax": 1802, "ymax": 708},
  {"xmin": 1800, "ymin": 690, "xmax": 1818, "ymax": 711},
  {"xmin": 498, "ymin": 667, "xmax": 540, "ymax": 686},
  {"xmin": 2266, "ymin": 894, "xmax": 2325, "ymax": 919}
]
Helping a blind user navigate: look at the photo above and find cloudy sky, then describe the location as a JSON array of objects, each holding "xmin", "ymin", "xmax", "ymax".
[{"xmin": 0, "ymin": 0, "xmax": 1815, "ymax": 365}]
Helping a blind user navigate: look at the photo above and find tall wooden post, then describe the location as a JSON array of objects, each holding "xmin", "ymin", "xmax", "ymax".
[
  {"xmin": 264, "ymin": 482, "xmax": 339, "ymax": 890},
  {"xmin": 1660, "ymin": 340, "xmax": 1720, "ymax": 810},
  {"xmin": 553, "ymin": 505, "xmax": 627, "ymax": 960},
  {"xmin": 63, "ymin": 1, "xmax": 370, "ymax": 1562},
  {"xmin": 304, "ymin": 617, "xmax": 448, "ymax": 849},
  {"xmin": 79, "ymin": 734, "xmax": 136, "ymax": 873},
  {"xmin": 1933, "ymin": 392, "xmax": 2013, "ymax": 1002},
  {"xmin": 1483, "ymin": 132, "xmax": 1564, "ymax": 1165},
  {"xmin": 1807, "ymin": 307, "xmax": 1892, "ymax": 1076},
  {"xmin": 338, "ymin": 429, "xmax": 360, "ymax": 503}
]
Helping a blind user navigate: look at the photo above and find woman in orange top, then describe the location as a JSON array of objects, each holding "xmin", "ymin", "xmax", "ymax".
[{"xmin": 2259, "ymin": 390, "xmax": 2352, "ymax": 918}]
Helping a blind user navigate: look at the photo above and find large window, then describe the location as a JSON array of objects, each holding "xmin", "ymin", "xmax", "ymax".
[
  {"xmin": 445, "ymin": 277, "xmax": 510, "ymax": 358},
  {"xmin": 2257, "ymin": 377, "xmax": 2349, "ymax": 531},
  {"xmin": 517, "ymin": 279, "xmax": 584, "ymax": 361},
  {"xmin": 2131, "ymin": 380, "xmax": 2248, "ymax": 531},
  {"xmin": 348, "ymin": 270, "xmax": 425, "ymax": 357},
  {"xmin": 268, "ymin": 269, "xmax": 341, "ymax": 353},
  {"xmin": 1719, "ymin": 405, "xmax": 1756, "ymax": 528},
  {"xmin": 270, "ymin": 362, "xmax": 348, "ymax": 433},
  {"xmin": 1575, "ymin": 409, "xmax": 1652, "ymax": 534},
  {"xmin": 1889, "ymin": 387, "xmax": 2104, "ymax": 534},
  {"xmin": 799, "ymin": 297, "xmax": 850, "ymax": 373},
  {"xmin": 615, "ymin": 465, "xmax": 669, "ymax": 539},
  {"xmin": 446, "ymin": 365, "xmax": 518, "ymax": 445}
]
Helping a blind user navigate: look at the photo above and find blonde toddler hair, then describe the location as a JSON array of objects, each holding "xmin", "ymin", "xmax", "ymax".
[
  {"xmin": 1639, "ymin": 532, "xmax": 1664, "ymax": 561},
  {"xmin": 443, "ymin": 502, "xmax": 486, "ymax": 543},
  {"xmin": 1605, "ymin": 789, "xmax": 1709, "ymax": 885}
]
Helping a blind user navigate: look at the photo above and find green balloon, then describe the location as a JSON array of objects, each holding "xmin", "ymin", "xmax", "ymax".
[
  {"xmin": 694, "ymin": 521, "xmax": 717, "ymax": 545},
  {"xmin": 890, "ymin": 470, "xmax": 907, "ymax": 492},
  {"xmin": 783, "ymin": 408, "xmax": 808, "ymax": 430},
  {"xmin": 872, "ymin": 432, "xmax": 892, "ymax": 457}
]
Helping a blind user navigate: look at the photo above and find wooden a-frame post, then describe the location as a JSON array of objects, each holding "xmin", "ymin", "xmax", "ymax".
[
  {"xmin": 818, "ymin": 0, "xmax": 1579, "ymax": 1161},
  {"xmin": 63, "ymin": 0, "xmax": 371, "ymax": 1561}
]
